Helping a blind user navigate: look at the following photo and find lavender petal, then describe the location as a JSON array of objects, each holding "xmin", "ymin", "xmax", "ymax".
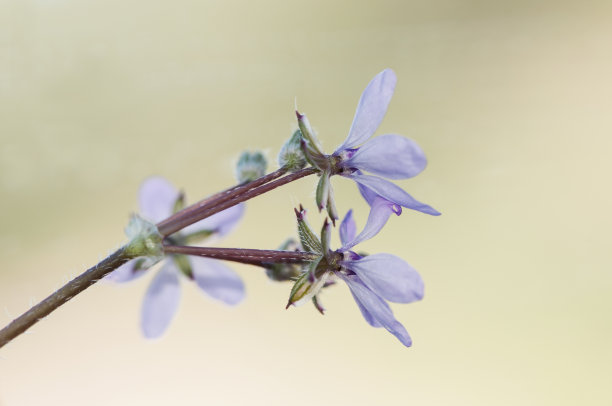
[
  {"xmin": 340, "ymin": 274, "xmax": 412, "ymax": 347},
  {"xmin": 347, "ymin": 172, "xmax": 441, "ymax": 216},
  {"xmin": 344, "ymin": 134, "xmax": 427, "ymax": 179},
  {"xmin": 340, "ymin": 198, "xmax": 398, "ymax": 251},
  {"xmin": 356, "ymin": 173, "xmax": 379, "ymax": 206},
  {"xmin": 139, "ymin": 176, "xmax": 180, "ymax": 223},
  {"xmin": 190, "ymin": 256, "xmax": 245, "ymax": 305},
  {"xmin": 141, "ymin": 261, "xmax": 181, "ymax": 339},
  {"xmin": 339, "ymin": 209, "xmax": 357, "ymax": 247},
  {"xmin": 342, "ymin": 253, "xmax": 424, "ymax": 304},
  {"xmin": 335, "ymin": 69, "xmax": 397, "ymax": 153}
]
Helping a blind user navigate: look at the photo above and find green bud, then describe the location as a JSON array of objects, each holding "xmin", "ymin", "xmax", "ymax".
[
  {"xmin": 265, "ymin": 239, "xmax": 306, "ymax": 281},
  {"xmin": 278, "ymin": 130, "xmax": 307, "ymax": 172},
  {"xmin": 124, "ymin": 214, "xmax": 164, "ymax": 267},
  {"xmin": 286, "ymin": 257, "xmax": 330, "ymax": 308},
  {"xmin": 235, "ymin": 151, "xmax": 267, "ymax": 183}
]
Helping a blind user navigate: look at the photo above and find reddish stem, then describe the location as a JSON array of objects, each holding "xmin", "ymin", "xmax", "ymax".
[
  {"xmin": 164, "ymin": 245, "xmax": 319, "ymax": 267},
  {"xmin": 158, "ymin": 167, "xmax": 317, "ymax": 236}
]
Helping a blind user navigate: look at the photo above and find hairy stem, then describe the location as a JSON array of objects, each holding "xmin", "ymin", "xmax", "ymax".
[
  {"xmin": 158, "ymin": 167, "xmax": 317, "ymax": 236},
  {"xmin": 0, "ymin": 247, "xmax": 132, "ymax": 349},
  {"xmin": 157, "ymin": 167, "xmax": 288, "ymax": 236},
  {"xmin": 164, "ymin": 245, "xmax": 319, "ymax": 267}
]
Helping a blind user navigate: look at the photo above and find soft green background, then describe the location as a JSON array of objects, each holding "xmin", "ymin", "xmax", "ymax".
[{"xmin": 1, "ymin": 0, "xmax": 611, "ymax": 404}]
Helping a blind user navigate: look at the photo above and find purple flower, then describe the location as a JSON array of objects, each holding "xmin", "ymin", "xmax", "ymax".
[
  {"xmin": 337, "ymin": 210, "xmax": 423, "ymax": 347},
  {"xmin": 336, "ymin": 69, "xmax": 440, "ymax": 216},
  {"xmin": 107, "ymin": 177, "xmax": 246, "ymax": 339},
  {"xmin": 288, "ymin": 209, "xmax": 424, "ymax": 347},
  {"xmin": 298, "ymin": 69, "xmax": 440, "ymax": 222}
]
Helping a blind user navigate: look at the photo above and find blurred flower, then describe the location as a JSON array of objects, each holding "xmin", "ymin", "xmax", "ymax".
[
  {"xmin": 298, "ymin": 68, "xmax": 440, "ymax": 220},
  {"xmin": 107, "ymin": 177, "xmax": 245, "ymax": 339},
  {"xmin": 235, "ymin": 151, "xmax": 268, "ymax": 183},
  {"xmin": 287, "ymin": 209, "xmax": 423, "ymax": 347}
]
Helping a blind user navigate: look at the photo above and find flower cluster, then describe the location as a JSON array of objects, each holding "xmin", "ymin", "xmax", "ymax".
[
  {"xmin": 297, "ymin": 68, "xmax": 440, "ymax": 224},
  {"xmin": 286, "ymin": 208, "xmax": 423, "ymax": 346},
  {"xmin": 107, "ymin": 68, "xmax": 439, "ymax": 347},
  {"xmin": 108, "ymin": 177, "xmax": 245, "ymax": 338}
]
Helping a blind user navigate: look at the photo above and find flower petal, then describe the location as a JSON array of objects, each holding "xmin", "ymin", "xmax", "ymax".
[
  {"xmin": 104, "ymin": 259, "xmax": 147, "ymax": 283},
  {"xmin": 190, "ymin": 256, "xmax": 245, "ymax": 305},
  {"xmin": 355, "ymin": 175, "xmax": 378, "ymax": 206},
  {"xmin": 341, "ymin": 198, "xmax": 398, "ymax": 251},
  {"xmin": 139, "ymin": 177, "xmax": 179, "ymax": 223},
  {"xmin": 342, "ymin": 253, "xmax": 424, "ymax": 304},
  {"xmin": 339, "ymin": 209, "xmax": 357, "ymax": 247},
  {"xmin": 346, "ymin": 172, "xmax": 441, "ymax": 216},
  {"xmin": 182, "ymin": 203, "xmax": 245, "ymax": 237},
  {"xmin": 344, "ymin": 134, "xmax": 427, "ymax": 179},
  {"xmin": 335, "ymin": 69, "xmax": 397, "ymax": 153},
  {"xmin": 141, "ymin": 261, "xmax": 181, "ymax": 339},
  {"xmin": 340, "ymin": 273, "xmax": 412, "ymax": 347}
]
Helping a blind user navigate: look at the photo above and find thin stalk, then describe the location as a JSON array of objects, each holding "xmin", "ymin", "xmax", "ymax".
[
  {"xmin": 164, "ymin": 245, "xmax": 319, "ymax": 267},
  {"xmin": 157, "ymin": 167, "xmax": 288, "ymax": 236},
  {"xmin": 0, "ymin": 247, "xmax": 132, "ymax": 349},
  {"xmin": 158, "ymin": 167, "xmax": 317, "ymax": 236}
]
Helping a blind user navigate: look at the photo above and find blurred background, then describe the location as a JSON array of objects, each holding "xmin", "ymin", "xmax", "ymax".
[{"xmin": 1, "ymin": 0, "xmax": 611, "ymax": 404}]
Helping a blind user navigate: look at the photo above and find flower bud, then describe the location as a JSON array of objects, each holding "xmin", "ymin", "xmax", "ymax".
[
  {"xmin": 124, "ymin": 214, "xmax": 164, "ymax": 267},
  {"xmin": 286, "ymin": 257, "xmax": 330, "ymax": 308},
  {"xmin": 265, "ymin": 239, "xmax": 306, "ymax": 281},
  {"xmin": 278, "ymin": 130, "xmax": 307, "ymax": 172},
  {"xmin": 235, "ymin": 151, "xmax": 267, "ymax": 183}
]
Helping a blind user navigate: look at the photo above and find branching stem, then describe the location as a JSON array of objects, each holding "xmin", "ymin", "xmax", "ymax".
[{"xmin": 157, "ymin": 167, "xmax": 317, "ymax": 236}]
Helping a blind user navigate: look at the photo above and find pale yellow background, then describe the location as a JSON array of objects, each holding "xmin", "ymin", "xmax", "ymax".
[{"xmin": 1, "ymin": 0, "xmax": 611, "ymax": 404}]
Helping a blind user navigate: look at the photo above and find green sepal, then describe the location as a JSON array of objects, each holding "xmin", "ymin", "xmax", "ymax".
[
  {"xmin": 312, "ymin": 295, "xmax": 325, "ymax": 315},
  {"xmin": 320, "ymin": 218, "xmax": 331, "ymax": 257},
  {"xmin": 295, "ymin": 207, "xmax": 322, "ymax": 253},
  {"xmin": 173, "ymin": 192, "xmax": 186, "ymax": 214},
  {"xmin": 124, "ymin": 214, "xmax": 164, "ymax": 266},
  {"xmin": 172, "ymin": 254, "xmax": 193, "ymax": 279},
  {"xmin": 286, "ymin": 256, "xmax": 328, "ymax": 308},
  {"xmin": 315, "ymin": 170, "xmax": 331, "ymax": 211},
  {"xmin": 296, "ymin": 112, "xmax": 324, "ymax": 157},
  {"xmin": 184, "ymin": 229, "xmax": 215, "ymax": 244},
  {"xmin": 326, "ymin": 186, "xmax": 339, "ymax": 226}
]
